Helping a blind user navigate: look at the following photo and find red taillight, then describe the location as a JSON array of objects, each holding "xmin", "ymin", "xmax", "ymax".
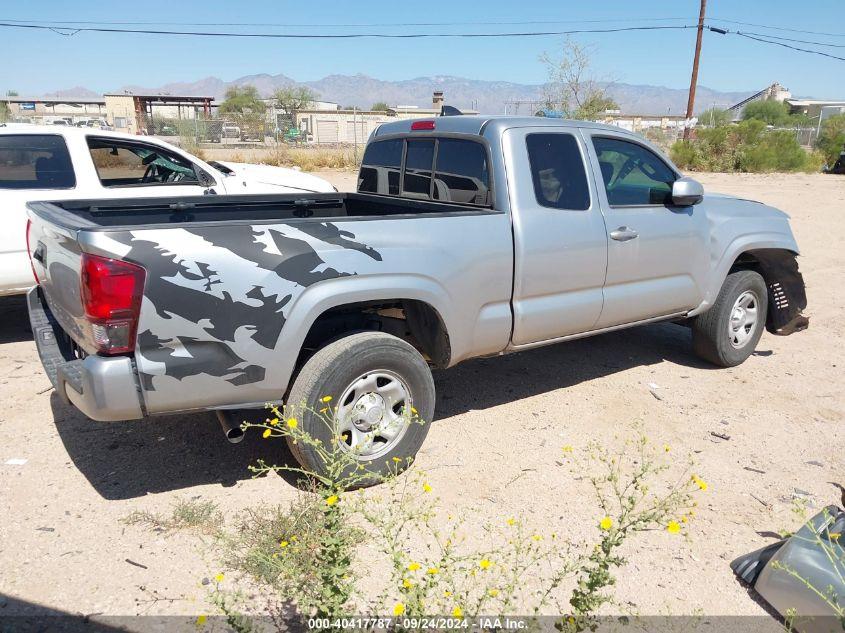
[
  {"xmin": 411, "ymin": 120, "xmax": 435, "ymax": 131},
  {"xmin": 26, "ymin": 219, "xmax": 39, "ymax": 285},
  {"xmin": 80, "ymin": 253, "xmax": 146, "ymax": 354}
]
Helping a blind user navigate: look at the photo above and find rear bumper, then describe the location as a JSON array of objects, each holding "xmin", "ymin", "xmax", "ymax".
[{"xmin": 27, "ymin": 287, "xmax": 144, "ymax": 421}]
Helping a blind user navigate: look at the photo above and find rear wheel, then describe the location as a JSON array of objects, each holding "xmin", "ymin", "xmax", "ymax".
[
  {"xmin": 692, "ymin": 270, "xmax": 768, "ymax": 367},
  {"xmin": 285, "ymin": 332, "xmax": 435, "ymax": 485}
]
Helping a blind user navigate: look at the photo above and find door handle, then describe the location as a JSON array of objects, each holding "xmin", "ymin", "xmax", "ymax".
[{"xmin": 610, "ymin": 226, "xmax": 639, "ymax": 242}]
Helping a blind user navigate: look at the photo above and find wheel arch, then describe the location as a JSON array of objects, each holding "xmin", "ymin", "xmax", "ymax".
[{"xmin": 272, "ymin": 275, "xmax": 455, "ymax": 397}]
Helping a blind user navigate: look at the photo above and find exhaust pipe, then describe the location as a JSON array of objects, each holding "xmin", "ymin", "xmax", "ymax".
[{"xmin": 217, "ymin": 410, "xmax": 245, "ymax": 444}]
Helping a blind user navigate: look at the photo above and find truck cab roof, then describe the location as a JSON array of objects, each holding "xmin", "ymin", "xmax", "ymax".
[{"xmin": 373, "ymin": 115, "xmax": 644, "ymax": 140}]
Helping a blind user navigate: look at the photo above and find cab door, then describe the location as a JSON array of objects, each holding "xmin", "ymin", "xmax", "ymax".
[
  {"xmin": 505, "ymin": 127, "xmax": 608, "ymax": 346},
  {"xmin": 583, "ymin": 133, "xmax": 709, "ymax": 328}
]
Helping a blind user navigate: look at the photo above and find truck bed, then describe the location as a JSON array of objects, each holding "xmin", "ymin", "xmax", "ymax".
[
  {"xmin": 27, "ymin": 192, "xmax": 514, "ymax": 418},
  {"xmin": 28, "ymin": 192, "xmax": 495, "ymax": 231}
]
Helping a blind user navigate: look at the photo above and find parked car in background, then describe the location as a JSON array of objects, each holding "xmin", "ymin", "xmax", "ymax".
[
  {"xmin": 0, "ymin": 125, "xmax": 335, "ymax": 296},
  {"xmin": 26, "ymin": 116, "xmax": 809, "ymax": 480}
]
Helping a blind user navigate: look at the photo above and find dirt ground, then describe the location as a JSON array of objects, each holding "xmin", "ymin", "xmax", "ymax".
[{"xmin": 0, "ymin": 171, "xmax": 842, "ymax": 620}]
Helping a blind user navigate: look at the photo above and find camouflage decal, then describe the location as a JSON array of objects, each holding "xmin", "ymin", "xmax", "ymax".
[{"xmin": 111, "ymin": 222, "xmax": 383, "ymax": 410}]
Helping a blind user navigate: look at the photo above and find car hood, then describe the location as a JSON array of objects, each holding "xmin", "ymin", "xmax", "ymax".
[{"xmin": 217, "ymin": 161, "xmax": 336, "ymax": 193}]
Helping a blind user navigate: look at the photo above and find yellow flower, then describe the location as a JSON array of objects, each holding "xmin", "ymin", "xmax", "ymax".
[
  {"xmin": 214, "ymin": 573, "xmax": 224, "ymax": 583},
  {"xmin": 291, "ymin": 535, "xmax": 298, "ymax": 541},
  {"xmin": 506, "ymin": 517, "xmax": 516, "ymax": 526},
  {"xmin": 402, "ymin": 578, "xmax": 414, "ymax": 588},
  {"xmin": 452, "ymin": 606, "xmax": 463, "ymax": 618},
  {"xmin": 663, "ymin": 444, "xmax": 670, "ymax": 453},
  {"xmin": 561, "ymin": 445, "xmax": 573, "ymax": 453},
  {"xmin": 407, "ymin": 562, "xmax": 421, "ymax": 571},
  {"xmin": 410, "ymin": 406, "xmax": 418, "ymax": 415},
  {"xmin": 692, "ymin": 475, "xmax": 708, "ymax": 491},
  {"xmin": 262, "ymin": 429, "xmax": 272, "ymax": 439},
  {"xmin": 479, "ymin": 558, "xmax": 492, "ymax": 570},
  {"xmin": 830, "ymin": 532, "xmax": 841, "ymax": 541},
  {"xmin": 195, "ymin": 615, "xmax": 207, "ymax": 626},
  {"xmin": 325, "ymin": 494, "xmax": 339, "ymax": 506},
  {"xmin": 392, "ymin": 603, "xmax": 406, "ymax": 617},
  {"xmin": 599, "ymin": 516, "xmax": 613, "ymax": 531},
  {"xmin": 666, "ymin": 521, "xmax": 681, "ymax": 534},
  {"xmin": 321, "ymin": 395, "xmax": 333, "ymax": 403},
  {"xmin": 392, "ymin": 457, "xmax": 401, "ymax": 463},
  {"xmin": 531, "ymin": 534, "xmax": 542, "ymax": 541},
  {"xmin": 268, "ymin": 418, "xmax": 279, "ymax": 426},
  {"xmin": 286, "ymin": 418, "xmax": 298, "ymax": 429},
  {"xmin": 422, "ymin": 482, "xmax": 432, "ymax": 493},
  {"xmin": 280, "ymin": 540, "xmax": 289, "ymax": 548},
  {"xmin": 427, "ymin": 567, "xmax": 439, "ymax": 575},
  {"xmin": 443, "ymin": 591, "xmax": 452, "ymax": 597},
  {"xmin": 488, "ymin": 589, "xmax": 499, "ymax": 597}
]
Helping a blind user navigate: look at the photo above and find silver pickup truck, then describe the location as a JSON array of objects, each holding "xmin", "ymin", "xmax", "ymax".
[{"xmin": 26, "ymin": 116, "xmax": 808, "ymax": 477}]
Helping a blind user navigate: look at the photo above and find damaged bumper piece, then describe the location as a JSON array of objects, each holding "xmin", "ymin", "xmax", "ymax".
[{"xmin": 731, "ymin": 505, "xmax": 844, "ymax": 633}]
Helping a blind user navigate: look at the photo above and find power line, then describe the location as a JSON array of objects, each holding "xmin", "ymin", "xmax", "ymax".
[
  {"xmin": 0, "ymin": 17, "xmax": 695, "ymax": 28},
  {"xmin": 739, "ymin": 31, "xmax": 845, "ymax": 48},
  {"xmin": 732, "ymin": 31, "xmax": 845, "ymax": 62},
  {"xmin": 0, "ymin": 21, "xmax": 698, "ymax": 39},
  {"xmin": 709, "ymin": 17, "xmax": 845, "ymax": 38}
]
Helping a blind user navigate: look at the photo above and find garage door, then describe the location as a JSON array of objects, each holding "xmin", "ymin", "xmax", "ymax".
[{"xmin": 316, "ymin": 120, "xmax": 339, "ymax": 144}]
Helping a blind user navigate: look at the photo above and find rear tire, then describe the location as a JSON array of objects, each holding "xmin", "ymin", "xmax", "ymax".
[
  {"xmin": 285, "ymin": 332, "xmax": 435, "ymax": 486},
  {"xmin": 692, "ymin": 270, "xmax": 768, "ymax": 367}
]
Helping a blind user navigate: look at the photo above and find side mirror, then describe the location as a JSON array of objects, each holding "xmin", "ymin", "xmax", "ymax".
[{"xmin": 671, "ymin": 176, "xmax": 704, "ymax": 206}]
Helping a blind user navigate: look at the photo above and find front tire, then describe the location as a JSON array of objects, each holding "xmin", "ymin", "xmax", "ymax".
[
  {"xmin": 692, "ymin": 270, "xmax": 768, "ymax": 367},
  {"xmin": 285, "ymin": 332, "xmax": 435, "ymax": 484}
]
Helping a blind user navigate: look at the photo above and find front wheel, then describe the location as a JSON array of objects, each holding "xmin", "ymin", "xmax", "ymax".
[
  {"xmin": 285, "ymin": 331, "xmax": 435, "ymax": 485},
  {"xmin": 692, "ymin": 270, "xmax": 768, "ymax": 367}
]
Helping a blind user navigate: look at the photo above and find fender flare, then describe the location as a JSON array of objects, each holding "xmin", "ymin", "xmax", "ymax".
[
  {"xmin": 688, "ymin": 232, "xmax": 799, "ymax": 317},
  {"xmin": 270, "ymin": 273, "xmax": 457, "ymax": 394}
]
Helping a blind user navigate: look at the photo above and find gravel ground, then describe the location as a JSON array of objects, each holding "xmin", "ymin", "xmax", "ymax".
[{"xmin": 0, "ymin": 171, "xmax": 842, "ymax": 620}]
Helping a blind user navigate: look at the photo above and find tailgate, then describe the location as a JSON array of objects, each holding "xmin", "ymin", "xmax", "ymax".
[{"xmin": 26, "ymin": 207, "xmax": 94, "ymax": 353}]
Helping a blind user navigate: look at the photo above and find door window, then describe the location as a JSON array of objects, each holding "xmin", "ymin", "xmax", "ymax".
[
  {"xmin": 525, "ymin": 133, "xmax": 590, "ymax": 210},
  {"xmin": 87, "ymin": 137, "xmax": 201, "ymax": 187},
  {"xmin": 592, "ymin": 137, "xmax": 676, "ymax": 206},
  {"xmin": 0, "ymin": 134, "xmax": 75, "ymax": 190}
]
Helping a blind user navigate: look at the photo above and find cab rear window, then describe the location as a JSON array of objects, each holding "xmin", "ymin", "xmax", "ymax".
[
  {"xmin": 0, "ymin": 134, "xmax": 75, "ymax": 190},
  {"xmin": 358, "ymin": 136, "xmax": 491, "ymax": 206}
]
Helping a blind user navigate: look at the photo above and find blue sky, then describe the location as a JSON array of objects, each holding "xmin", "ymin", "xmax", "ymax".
[{"xmin": 1, "ymin": 0, "xmax": 843, "ymax": 98}]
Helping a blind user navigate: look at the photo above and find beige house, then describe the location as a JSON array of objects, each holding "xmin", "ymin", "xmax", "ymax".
[{"xmin": 1, "ymin": 96, "xmax": 107, "ymax": 124}]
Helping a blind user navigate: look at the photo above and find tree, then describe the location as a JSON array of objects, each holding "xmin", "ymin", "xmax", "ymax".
[
  {"xmin": 540, "ymin": 37, "xmax": 618, "ymax": 120},
  {"xmin": 219, "ymin": 85, "xmax": 266, "ymax": 117},
  {"xmin": 273, "ymin": 85, "xmax": 317, "ymax": 115},
  {"xmin": 742, "ymin": 100, "xmax": 792, "ymax": 126},
  {"xmin": 370, "ymin": 102, "xmax": 389, "ymax": 112},
  {"xmin": 698, "ymin": 107, "xmax": 731, "ymax": 127},
  {"xmin": 815, "ymin": 113, "xmax": 845, "ymax": 167}
]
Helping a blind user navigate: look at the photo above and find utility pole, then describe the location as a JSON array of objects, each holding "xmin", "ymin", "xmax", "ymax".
[{"xmin": 683, "ymin": 0, "xmax": 707, "ymax": 140}]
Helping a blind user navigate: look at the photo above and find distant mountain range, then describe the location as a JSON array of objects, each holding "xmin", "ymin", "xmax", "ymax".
[{"xmin": 42, "ymin": 73, "xmax": 757, "ymax": 115}]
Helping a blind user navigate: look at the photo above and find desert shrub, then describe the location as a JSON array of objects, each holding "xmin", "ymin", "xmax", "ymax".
[
  {"xmin": 671, "ymin": 119, "xmax": 821, "ymax": 173},
  {"xmin": 742, "ymin": 100, "xmax": 793, "ymax": 126},
  {"xmin": 815, "ymin": 113, "xmax": 845, "ymax": 167},
  {"xmin": 190, "ymin": 404, "xmax": 704, "ymax": 628}
]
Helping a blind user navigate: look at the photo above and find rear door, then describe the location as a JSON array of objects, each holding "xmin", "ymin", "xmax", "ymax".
[
  {"xmin": 505, "ymin": 127, "xmax": 608, "ymax": 346},
  {"xmin": 584, "ymin": 132, "xmax": 709, "ymax": 327}
]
